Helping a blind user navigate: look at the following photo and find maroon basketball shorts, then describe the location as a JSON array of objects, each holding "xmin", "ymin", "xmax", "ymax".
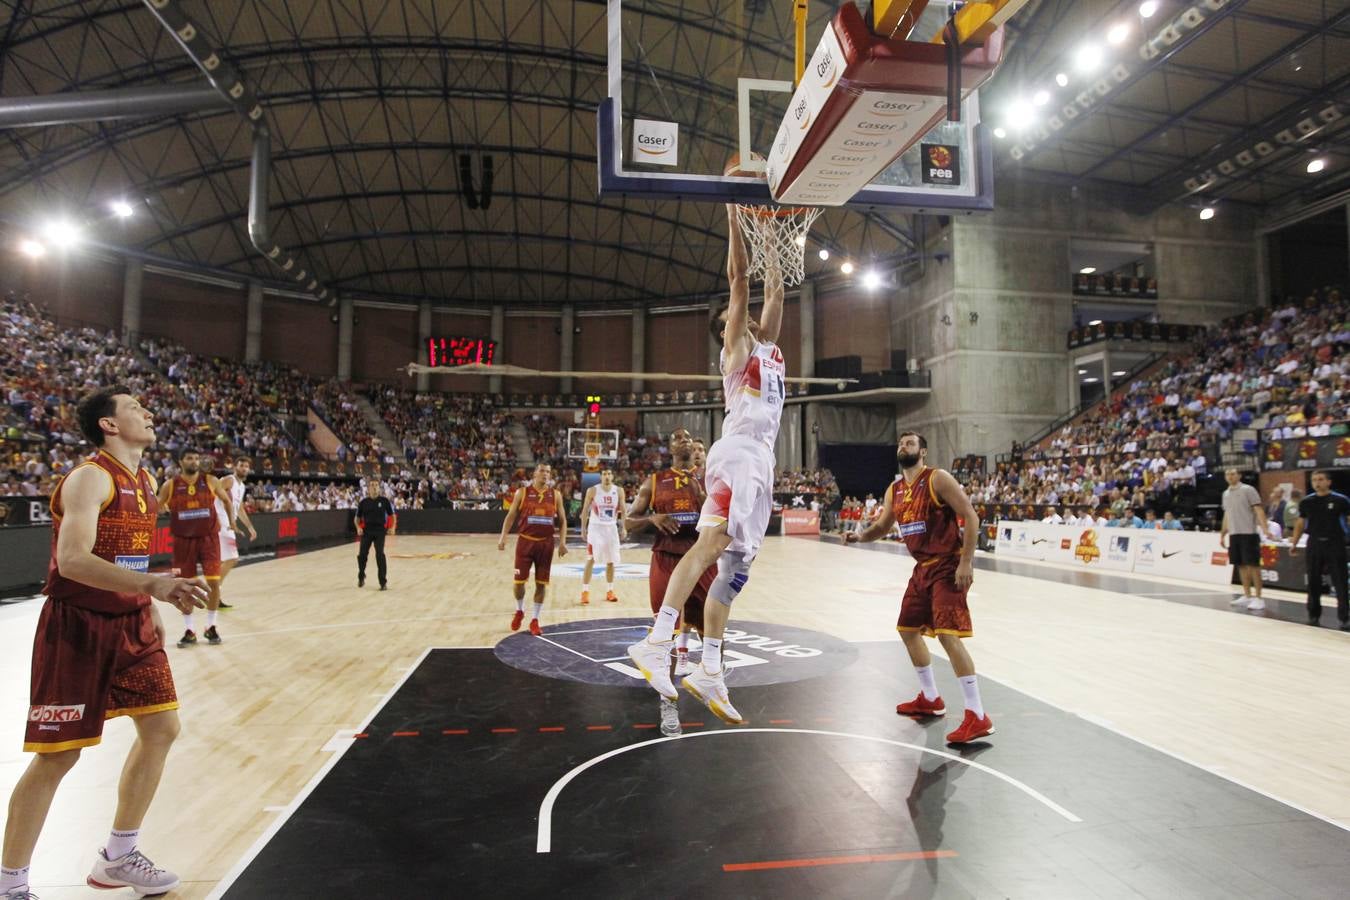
[
  {"xmin": 649, "ymin": 550, "xmax": 712, "ymax": 632},
  {"xmin": 513, "ymin": 535, "xmax": 554, "ymax": 584},
  {"xmin": 897, "ymin": 555, "xmax": 973, "ymax": 638},
  {"xmin": 172, "ymin": 533, "xmax": 221, "ymax": 579},
  {"xmin": 25, "ymin": 600, "xmax": 177, "ymax": 753}
]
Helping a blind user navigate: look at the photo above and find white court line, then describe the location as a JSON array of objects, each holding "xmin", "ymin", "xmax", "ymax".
[
  {"xmin": 546, "ymin": 624, "xmax": 648, "ymax": 636},
  {"xmin": 535, "ymin": 727, "xmax": 1081, "ymax": 852},
  {"xmin": 206, "ymin": 646, "xmax": 441, "ymax": 900},
  {"xmin": 532, "ymin": 635, "xmax": 604, "ymax": 663}
]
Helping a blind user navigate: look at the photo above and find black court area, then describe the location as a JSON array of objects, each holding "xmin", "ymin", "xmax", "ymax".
[{"xmin": 221, "ymin": 629, "xmax": 1350, "ymax": 900}]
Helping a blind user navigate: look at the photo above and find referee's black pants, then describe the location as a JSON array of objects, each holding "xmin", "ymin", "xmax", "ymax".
[
  {"xmin": 1305, "ymin": 537, "xmax": 1349, "ymax": 623},
  {"xmin": 358, "ymin": 530, "xmax": 388, "ymax": 586}
]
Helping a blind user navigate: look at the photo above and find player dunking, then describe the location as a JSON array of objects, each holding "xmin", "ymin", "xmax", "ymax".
[
  {"xmin": 0, "ymin": 387, "xmax": 207, "ymax": 900},
  {"xmin": 626, "ymin": 428, "xmax": 715, "ymax": 735},
  {"xmin": 157, "ymin": 450, "xmax": 233, "ymax": 648},
  {"xmin": 214, "ymin": 455, "xmax": 257, "ymax": 609},
  {"xmin": 847, "ymin": 431, "xmax": 994, "ymax": 744},
  {"xmin": 628, "ymin": 205, "xmax": 785, "ymax": 724},
  {"xmin": 579, "ymin": 468, "xmax": 626, "ymax": 604},
  {"xmin": 498, "ymin": 463, "xmax": 567, "ymax": 635}
]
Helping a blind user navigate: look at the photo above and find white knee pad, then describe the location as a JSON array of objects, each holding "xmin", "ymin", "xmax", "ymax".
[{"xmin": 709, "ymin": 550, "xmax": 751, "ymax": 607}]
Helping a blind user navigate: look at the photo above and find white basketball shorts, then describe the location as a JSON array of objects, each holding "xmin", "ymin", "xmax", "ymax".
[
  {"xmin": 698, "ymin": 433, "xmax": 775, "ymax": 562},
  {"xmin": 219, "ymin": 527, "xmax": 239, "ymax": 563},
  {"xmin": 586, "ymin": 524, "xmax": 621, "ymax": 566}
]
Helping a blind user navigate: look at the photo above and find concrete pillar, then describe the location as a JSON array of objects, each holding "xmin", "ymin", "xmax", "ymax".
[
  {"xmin": 337, "ymin": 294, "xmax": 353, "ymax": 381},
  {"xmin": 1254, "ymin": 232, "xmax": 1270, "ymax": 308},
  {"xmin": 631, "ymin": 305, "xmax": 646, "ymax": 393},
  {"xmin": 560, "ymin": 303, "xmax": 575, "ymax": 393},
  {"xmin": 804, "ymin": 402, "xmax": 820, "ymax": 469},
  {"xmin": 799, "ymin": 280, "xmax": 816, "ymax": 378},
  {"xmin": 244, "ymin": 281, "xmax": 263, "ymax": 362},
  {"xmin": 120, "ymin": 259, "xmax": 143, "ymax": 344},
  {"xmin": 708, "ymin": 296, "xmax": 721, "ymax": 375},
  {"xmin": 489, "ymin": 304, "xmax": 505, "ymax": 394},
  {"xmin": 1101, "ymin": 345, "xmax": 1112, "ymax": 395},
  {"xmin": 416, "ymin": 298, "xmax": 432, "ymax": 392}
]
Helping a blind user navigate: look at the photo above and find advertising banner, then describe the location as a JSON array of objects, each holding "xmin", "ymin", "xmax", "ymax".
[
  {"xmin": 781, "ymin": 509, "xmax": 821, "ymax": 535},
  {"xmin": 1260, "ymin": 434, "xmax": 1350, "ymax": 472},
  {"xmin": 1130, "ymin": 529, "xmax": 1233, "ymax": 586}
]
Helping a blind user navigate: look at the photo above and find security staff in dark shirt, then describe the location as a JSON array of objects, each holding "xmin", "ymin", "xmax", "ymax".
[
  {"xmin": 355, "ymin": 480, "xmax": 396, "ymax": 590},
  {"xmin": 1288, "ymin": 470, "xmax": 1350, "ymax": 629}
]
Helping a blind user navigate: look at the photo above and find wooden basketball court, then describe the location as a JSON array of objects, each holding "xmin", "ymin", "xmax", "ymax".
[{"xmin": 3, "ymin": 533, "xmax": 1349, "ymax": 898}]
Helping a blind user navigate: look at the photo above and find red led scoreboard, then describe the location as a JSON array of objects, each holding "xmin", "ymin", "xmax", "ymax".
[{"xmin": 428, "ymin": 337, "xmax": 496, "ymax": 367}]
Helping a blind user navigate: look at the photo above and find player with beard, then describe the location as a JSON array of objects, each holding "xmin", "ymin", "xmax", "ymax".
[
  {"xmin": 157, "ymin": 450, "xmax": 233, "ymax": 648},
  {"xmin": 626, "ymin": 429, "xmax": 713, "ymax": 735},
  {"xmin": 847, "ymin": 431, "xmax": 994, "ymax": 745},
  {"xmin": 498, "ymin": 463, "xmax": 567, "ymax": 635},
  {"xmin": 213, "ymin": 455, "xmax": 257, "ymax": 609}
]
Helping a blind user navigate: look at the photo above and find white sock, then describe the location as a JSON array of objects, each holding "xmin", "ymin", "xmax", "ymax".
[
  {"xmin": 515, "ymin": 597, "xmax": 525, "ymax": 612},
  {"xmin": 702, "ymin": 637, "xmax": 723, "ymax": 673},
  {"xmin": 105, "ymin": 828, "xmax": 138, "ymax": 860},
  {"xmin": 958, "ymin": 675, "xmax": 985, "ymax": 718},
  {"xmin": 532, "ymin": 603, "xmax": 543, "ymax": 620},
  {"xmin": 915, "ymin": 665, "xmax": 938, "ymax": 701},
  {"xmin": 0, "ymin": 865, "xmax": 30, "ymax": 892},
  {"xmin": 606, "ymin": 579, "xmax": 615, "ymax": 594},
  {"xmin": 183, "ymin": 613, "xmax": 194, "ymax": 632},
  {"xmin": 675, "ymin": 631, "xmax": 690, "ymax": 652},
  {"xmin": 206, "ymin": 611, "xmax": 217, "ymax": 628},
  {"xmin": 650, "ymin": 606, "xmax": 679, "ymax": 642}
]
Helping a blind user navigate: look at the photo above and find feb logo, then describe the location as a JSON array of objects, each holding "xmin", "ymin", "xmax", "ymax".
[
  {"xmin": 1074, "ymin": 529, "xmax": 1101, "ymax": 563},
  {"xmin": 1299, "ymin": 440, "xmax": 1318, "ymax": 460},
  {"xmin": 1260, "ymin": 544, "xmax": 1280, "ymax": 568},
  {"xmin": 928, "ymin": 145, "xmax": 952, "ymax": 169},
  {"xmin": 1265, "ymin": 442, "xmax": 1283, "ymax": 463}
]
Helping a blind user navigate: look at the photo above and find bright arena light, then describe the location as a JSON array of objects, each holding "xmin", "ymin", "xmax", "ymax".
[
  {"xmin": 1077, "ymin": 368, "xmax": 1088, "ymax": 374},
  {"xmin": 817, "ymin": 248, "xmax": 829, "ymax": 261},
  {"xmin": 794, "ymin": 234, "xmax": 806, "ymax": 247},
  {"xmin": 1199, "ymin": 206, "xmax": 1215, "ymax": 220},
  {"xmin": 40, "ymin": 220, "xmax": 82, "ymax": 248},
  {"xmin": 18, "ymin": 239, "xmax": 45, "ymax": 258},
  {"xmin": 1307, "ymin": 158, "xmax": 1326, "ymax": 174},
  {"xmin": 1006, "ymin": 98, "xmax": 1035, "ymax": 131},
  {"xmin": 1088, "ymin": 319, "xmax": 1103, "ymax": 326},
  {"xmin": 840, "ymin": 261, "xmax": 855, "ymax": 275},
  {"xmin": 1033, "ymin": 90, "xmax": 1051, "ymax": 107},
  {"xmin": 1083, "ymin": 377, "xmax": 1100, "ymax": 383},
  {"xmin": 1079, "ymin": 266, "xmax": 1097, "ymax": 274},
  {"xmin": 1112, "ymin": 370, "xmax": 1127, "ymax": 376},
  {"xmin": 1139, "ymin": 1, "xmax": 1160, "ymax": 18},
  {"xmin": 111, "ymin": 200, "xmax": 134, "ymax": 218},
  {"xmin": 1107, "ymin": 23, "xmax": 1131, "ymax": 45},
  {"xmin": 1055, "ymin": 72, "xmax": 1069, "ymax": 87},
  {"xmin": 862, "ymin": 270, "xmax": 883, "ymax": 290},
  {"xmin": 993, "ymin": 126, "xmax": 1007, "ymax": 139},
  {"xmin": 1074, "ymin": 44, "xmax": 1103, "ymax": 74}
]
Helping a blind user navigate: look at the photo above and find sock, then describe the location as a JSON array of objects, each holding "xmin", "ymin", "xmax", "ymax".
[
  {"xmin": 675, "ymin": 631, "xmax": 690, "ymax": 652},
  {"xmin": 207, "ymin": 611, "xmax": 217, "ymax": 628},
  {"xmin": 650, "ymin": 606, "xmax": 679, "ymax": 642},
  {"xmin": 914, "ymin": 665, "xmax": 938, "ymax": 701},
  {"xmin": 105, "ymin": 828, "xmax": 138, "ymax": 860},
  {"xmin": 183, "ymin": 613, "xmax": 194, "ymax": 632},
  {"xmin": 0, "ymin": 866, "xmax": 30, "ymax": 892},
  {"xmin": 606, "ymin": 579, "xmax": 615, "ymax": 594},
  {"xmin": 958, "ymin": 675, "xmax": 985, "ymax": 718},
  {"xmin": 702, "ymin": 637, "xmax": 723, "ymax": 673},
  {"xmin": 515, "ymin": 597, "xmax": 525, "ymax": 612},
  {"xmin": 532, "ymin": 603, "xmax": 543, "ymax": 620}
]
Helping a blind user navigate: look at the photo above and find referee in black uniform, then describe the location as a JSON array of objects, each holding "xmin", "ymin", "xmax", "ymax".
[
  {"xmin": 1289, "ymin": 470, "xmax": 1350, "ymax": 629},
  {"xmin": 355, "ymin": 479, "xmax": 396, "ymax": 590}
]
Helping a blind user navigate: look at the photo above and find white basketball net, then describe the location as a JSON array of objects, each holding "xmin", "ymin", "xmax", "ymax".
[{"xmin": 733, "ymin": 204, "xmax": 823, "ymax": 287}]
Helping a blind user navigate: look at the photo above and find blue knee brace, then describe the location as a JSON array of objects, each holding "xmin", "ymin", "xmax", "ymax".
[{"xmin": 708, "ymin": 550, "xmax": 751, "ymax": 607}]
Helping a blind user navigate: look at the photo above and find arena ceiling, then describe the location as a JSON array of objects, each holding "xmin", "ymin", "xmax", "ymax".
[{"xmin": 0, "ymin": 0, "xmax": 1345, "ymax": 309}]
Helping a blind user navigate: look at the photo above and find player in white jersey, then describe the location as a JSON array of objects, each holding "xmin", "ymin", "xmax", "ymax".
[
  {"xmin": 579, "ymin": 468, "xmax": 627, "ymax": 604},
  {"xmin": 628, "ymin": 204, "xmax": 785, "ymax": 724},
  {"xmin": 215, "ymin": 456, "xmax": 257, "ymax": 608}
]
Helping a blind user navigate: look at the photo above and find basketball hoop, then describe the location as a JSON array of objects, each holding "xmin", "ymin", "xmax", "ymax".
[
  {"xmin": 582, "ymin": 441, "xmax": 602, "ymax": 473},
  {"xmin": 733, "ymin": 203, "xmax": 823, "ymax": 287}
]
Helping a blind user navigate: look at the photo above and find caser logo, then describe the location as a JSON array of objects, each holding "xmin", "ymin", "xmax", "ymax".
[
  {"xmin": 815, "ymin": 47, "xmax": 838, "ymax": 88},
  {"xmin": 842, "ymin": 137, "xmax": 890, "ymax": 150},
  {"xmin": 871, "ymin": 98, "xmax": 926, "ymax": 116},
  {"xmin": 792, "ymin": 96, "xmax": 812, "ymax": 130},
  {"xmin": 29, "ymin": 704, "xmax": 85, "ymax": 723}
]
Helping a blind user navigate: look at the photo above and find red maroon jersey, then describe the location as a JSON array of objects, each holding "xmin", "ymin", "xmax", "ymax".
[
  {"xmin": 44, "ymin": 451, "xmax": 157, "ymax": 614},
  {"xmin": 891, "ymin": 467, "xmax": 962, "ymax": 562},
  {"xmin": 517, "ymin": 485, "xmax": 557, "ymax": 542},
  {"xmin": 165, "ymin": 473, "xmax": 218, "ymax": 538},
  {"xmin": 650, "ymin": 468, "xmax": 702, "ymax": 555}
]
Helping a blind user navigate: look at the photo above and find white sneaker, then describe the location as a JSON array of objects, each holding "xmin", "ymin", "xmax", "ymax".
[
  {"xmin": 1247, "ymin": 598, "xmax": 1266, "ymax": 611},
  {"xmin": 659, "ymin": 696, "xmax": 682, "ymax": 736},
  {"xmin": 674, "ymin": 648, "xmax": 692, "ymax": 678},
  {"xmin": 682, "ymin": 665, "xmax": 745, "ymax": 725},
  {"xmin": 88, "ymin": 847, "xmax": 180, "ymax": 896},
  {"xmin": 2, "ymin": 888, "xmax": 38, "ymax": 899},
  {"xmin": 1229, "ymin": 595, "xmax": 1250, "ymax": 606},
  {"xmin": 627, "ymin": 637, "xmax": 677, "ymax": 700}
]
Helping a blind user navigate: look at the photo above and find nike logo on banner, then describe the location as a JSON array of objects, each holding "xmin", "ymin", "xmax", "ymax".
[
  {"xmin": 1032, "ymin": 539, "xmax": 1047, "ymax": 545},
  {"xmin": 1162, "ymin": 551, "xmax": 1181, "ymax": 559}
]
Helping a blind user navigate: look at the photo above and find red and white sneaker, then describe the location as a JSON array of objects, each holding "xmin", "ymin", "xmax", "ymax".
[
  {"xmin": 945, "ymin": 710, "xmax": 995, "ymax": 744},
  {"xmin": 674, "ymin": 647, "xmax": 692, "ymax": 677},
  {"xmin": 510, "ymin": 610, "xmax": 524, "ymax": 632},
  {"xmin": 529, "ymin": 618, "xmax": 542, "ymax": 636},
  {"xmin": 896, "ymin": 692, "xmax": 946, "ymax": 717},
  {"xmin": 580, "ymin": 590, "xmax": 590, "ymax": 605}
]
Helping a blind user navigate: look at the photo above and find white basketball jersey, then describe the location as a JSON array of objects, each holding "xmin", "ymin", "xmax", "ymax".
[
  {"xmin": 721, "ymin": 339, "xmax": 786, "ymax": 452},
  {"xmin": 590, "ymin": 485, "xmax": 620, "ymax": 529},
  {"xmin": 214, "ymin": 477, "xmax": 246, "ymax": 534}
]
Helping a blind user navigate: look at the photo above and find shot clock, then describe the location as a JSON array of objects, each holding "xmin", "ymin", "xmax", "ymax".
[{"xmin": 427, "ymin": 337, "xmax": 496, "ymax": 367}]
